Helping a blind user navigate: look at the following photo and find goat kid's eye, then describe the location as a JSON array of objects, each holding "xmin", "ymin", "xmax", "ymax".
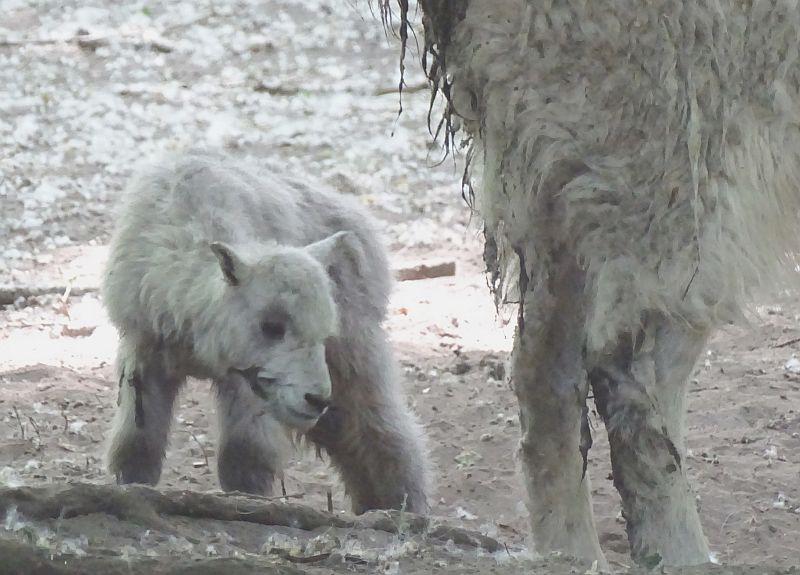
[{"xmin": 261, "ymin": 320, "xmax": 286, "ymax": 340}]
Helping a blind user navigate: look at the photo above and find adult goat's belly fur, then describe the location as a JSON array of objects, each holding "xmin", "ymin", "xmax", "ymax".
[{"xmin": 446, "ymin": 0, "xmax": 800, "ymax": 349}]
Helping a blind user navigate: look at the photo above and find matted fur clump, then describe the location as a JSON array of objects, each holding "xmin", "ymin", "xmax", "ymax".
[
  {"xmin": 383, "ymin": 0, "xmax": 800, "ymax": 568},
  {"xmin": 102, "ymin": 150, "xmax": 429, "ymax": 514}
]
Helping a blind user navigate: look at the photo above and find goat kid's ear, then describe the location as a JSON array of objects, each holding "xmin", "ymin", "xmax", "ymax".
[
  {"xmin": 210, "ymin": 241, "xmax": 245, "ymax": 286},
  {"xmin": 304, "ymin": 230, "xmax": 357, "ymax": 268}
]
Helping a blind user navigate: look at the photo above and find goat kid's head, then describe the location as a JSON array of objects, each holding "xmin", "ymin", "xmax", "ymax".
[{"xmin": 206, "ymin": 231, "xmax": 353, "ymax": 432}]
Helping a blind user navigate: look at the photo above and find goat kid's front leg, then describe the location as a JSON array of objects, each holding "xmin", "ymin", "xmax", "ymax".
[
  {"xmin": 513, "ymin": 260, "xmax": 607, "ymax": 567},
  {"xmin": 106, "ymin": 340, "xmax": 184, "ymax": 486},
  {"xmin": 214, "ymin": 372, "xmax": 290, "ymax": 495},
  {"xmin": 589, "ymin": 314, "xmax": 711, "ymax": 566},
  {"xmin": 308, "ymin": 330, "xmax": 430, "ymax": 515}
]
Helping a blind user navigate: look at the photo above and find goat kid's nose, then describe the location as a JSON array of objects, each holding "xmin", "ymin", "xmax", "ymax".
[{"xmin": 304, "ymin": 393, "xmax": 330, "ymax": 415}]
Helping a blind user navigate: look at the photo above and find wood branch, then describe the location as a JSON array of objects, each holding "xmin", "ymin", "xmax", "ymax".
[
  {"xmin": 0, "ymin": 260, "xmax": 457, "ymax": 306},
  {"xmin": 772, "ymin": 336, "xmax": 800, "ymax": 349},
  {"xmin": 0, "ymin": 539, "xmax": 306, "ymax": 575},
  {"xmin": 428, "ymin": 524, "xmax": 501, "ymax": 551},
  {"xmin": 0, "ymin": 285, "xmax": 98, "ymax": 306},
  {"xmin": 0, "ymin": 33, "xmax": 147, "ymax": 50},
  {"xmin": 267, "ymin": 548, "xmax": 367, "ymax": 565},
  {"xmin": 0, "ymin": 13, "xmax": 214, "ymax": 49},
  {"xmin": 2, "ymin": 260, "xmax": 458, "ymax": 306},
  {"xmin": 0, "ymin": 483, "xmax": 499, "ymax": 552},
  {"xmin": 373, "ymin": 82, "xmax": 429, "ymax": 96},
  {"xmin": 394, "ymin": 261, "xmax": 456, "ymax": 282}
]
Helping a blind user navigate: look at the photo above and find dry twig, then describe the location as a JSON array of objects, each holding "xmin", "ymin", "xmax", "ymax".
[
  {"xmin": 772, "ymin": 336, "xmax": 800, "ymax": 349},
  {"xmin": 26, "ymin": 415, "xmax": 42, "ymax": 449},
  {"xmin": 188, "ymin": 430, "xmax": 210, "ymax": 469},
  {"xmin": 11, "ymin": 405, "xmax": 25, "ymax": 440}
]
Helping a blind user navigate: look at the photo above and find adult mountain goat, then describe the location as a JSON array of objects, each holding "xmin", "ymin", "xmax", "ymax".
[
  {"xmin": 102, "ymin": 150, "xmax": 429, "ymax": 514},
  {"xmin": 383, "ymin": 0, "xmax": 800, "ymax": 567}
]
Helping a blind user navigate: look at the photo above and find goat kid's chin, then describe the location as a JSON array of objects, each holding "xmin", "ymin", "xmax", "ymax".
[{"xmin": 272, "ymin": 403, "xmax": 324, "ymax": 432}]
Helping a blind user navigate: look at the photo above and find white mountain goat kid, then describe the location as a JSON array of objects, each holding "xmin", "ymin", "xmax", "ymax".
[
  {"xmin": 381, "ymin": 0, "xmax": 800, "ymax": 567},
  {"xmin": 102, "ymin": 151, "xmax": 430, "ymax": 514}
]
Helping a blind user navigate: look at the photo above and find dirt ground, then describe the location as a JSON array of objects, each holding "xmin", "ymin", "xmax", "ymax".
[{"xmin": 1, "ymin": 0, "xmax": 799, "ymax": 572}]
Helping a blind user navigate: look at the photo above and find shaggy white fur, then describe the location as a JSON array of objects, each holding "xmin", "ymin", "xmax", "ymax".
[
  {"xmin": 103, "ymin": 150, "xmax": 430, "ymax": 514},
  {"xmin": 390, "ymin": 0, "xmax": 800, "ymax": 567}
]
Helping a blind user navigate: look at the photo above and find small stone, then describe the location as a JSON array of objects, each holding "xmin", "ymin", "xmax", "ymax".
[{"xmin": 453, "ymin": 361, "xmax": 470, "ymax": 375}]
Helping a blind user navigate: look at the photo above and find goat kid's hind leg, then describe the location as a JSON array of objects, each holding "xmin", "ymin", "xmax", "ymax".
[
  {"xmin": 513, "ymin": 259, "xmax": 607, "ymax": 566},
  {"xmin": 589, "ymin": 313, "xmax": 711, "ymax": 566},
  {"xmin": 214, "ymin": 373, "xmax": 290, "ymax": 495},
  {"xmin": 107, "ymin": 339, "xmax": 184, "ymax": 485},
  {"xmin": 308, "ymin": 329, "xmax": 430, "ymax": 515}
]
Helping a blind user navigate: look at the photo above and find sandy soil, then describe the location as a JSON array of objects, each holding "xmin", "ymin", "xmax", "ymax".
[{"xmin": 1, "ymin": 0, "xmax": 799, "ymax": 572}]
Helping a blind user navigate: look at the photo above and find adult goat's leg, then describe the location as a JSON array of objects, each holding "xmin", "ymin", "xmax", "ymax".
[
  {"xmin": 513, "ymin": 257, "xmax": 606, "ymax": 565},
  {"xmin": 107, "ymin": 338, "xmax": 184, "ymax": 485},
  {"xmin": 590, "ymin": 313, "xmax": 711, "ymax": 566}
]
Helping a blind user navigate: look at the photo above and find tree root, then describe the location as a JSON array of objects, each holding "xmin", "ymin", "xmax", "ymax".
[
  {"xmin": 0, "ymin": 539, "xmax": 306, "ymax": 575},
  {"xmin": 0, "ymin": 482, "xmax": 500, "ymax": 551}
]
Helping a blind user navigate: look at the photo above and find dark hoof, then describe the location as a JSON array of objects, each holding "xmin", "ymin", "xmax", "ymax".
[
  {"xmin": 217, "ymin": 440, "xmax": 275, "ymax": 495},
  {"xmin": 110, "ymin": 443, "xmax": 163, "ymax": 486}
]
